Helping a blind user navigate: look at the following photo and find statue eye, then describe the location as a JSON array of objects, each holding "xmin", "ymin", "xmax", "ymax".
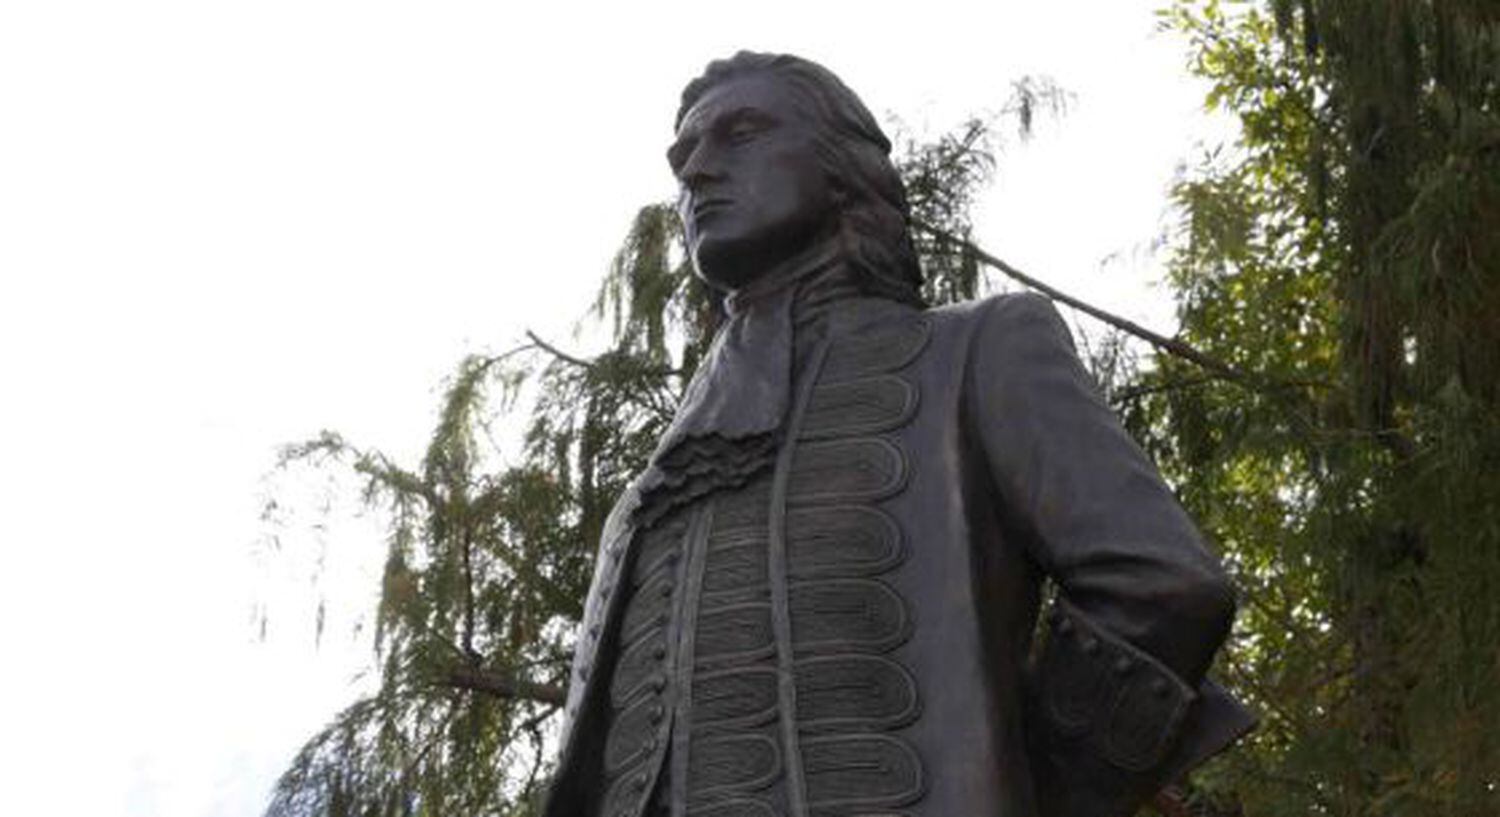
[{"xmin": 727, "ymin": 122, "xmax": 763, "ymax": 145}]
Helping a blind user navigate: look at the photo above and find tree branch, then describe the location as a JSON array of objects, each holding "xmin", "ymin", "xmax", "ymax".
[
  {"xmin": 525, "ymin": 330, "xmax": 685, "ymax": 386},
  {"xmin": 1110, "ymin": 376, "xmax": 1222, "ymax": 406},
  {"xmin": 399, "ymin": 707, "xmax": 458, "ymax": 786},
  {"xmin": 913, "ymin": 218, "xmax": 1253, "ymax": 382},
  {"xmin": 525, "ymin": 330, "xmax": 594, "ymax": 369},
  {"xmin": 441, "ymin": 666, "xmax": 567, "ymax": 706},
  {"xmin": 519, "ymin": 710, "xmax": 554, "ymax": 805},
  {"xmin": 460, "ymin": 526, "xmax": 476, "ymax": 658},
  {"xmin": 912, "ymin": 220, "xmax": 1337, "ymax": 405},
  {"xmin": 471, "ymin": 341, "xmax": 544, "ymax": 374}
]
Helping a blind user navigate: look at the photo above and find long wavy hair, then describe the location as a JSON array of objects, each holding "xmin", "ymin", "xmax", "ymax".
[{"xmin": 676, "ymin": 51, "xmax": 925, "ymax": 307}]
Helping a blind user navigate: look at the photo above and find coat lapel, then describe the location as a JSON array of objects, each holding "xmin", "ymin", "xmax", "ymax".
[{"xmin": 553, "ymin": 479, "xmax": 643, "ymax": 769}]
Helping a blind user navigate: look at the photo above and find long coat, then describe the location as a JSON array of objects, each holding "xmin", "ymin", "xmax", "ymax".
[{"xmin": 544, "ymin": 292, "xmax": 1253, "ymax": 817}]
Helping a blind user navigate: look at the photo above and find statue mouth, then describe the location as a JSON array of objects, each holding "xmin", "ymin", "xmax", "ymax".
[{"xmin": 692, "ymin": 198, "xmax": 733, "ymax": 221}]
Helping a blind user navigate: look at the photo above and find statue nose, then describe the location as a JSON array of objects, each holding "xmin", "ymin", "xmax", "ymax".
[
  {"xmin": 679, "ymin": 172, "xmax": 727, "ymax": 224},
  {"xmin": 683, "ymin": 169, "xmax": 723, "ymax": 200},
  {"xmin": 679, "ymin": 144, "xmax": 725, "ymax": 189}
]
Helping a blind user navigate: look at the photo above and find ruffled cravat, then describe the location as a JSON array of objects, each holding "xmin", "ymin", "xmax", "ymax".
[{"xmin": 633, "ymin": 239, "xmax": 847, "ymax": 527}]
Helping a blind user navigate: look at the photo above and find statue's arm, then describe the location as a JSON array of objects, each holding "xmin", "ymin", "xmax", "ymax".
[{"xmin": 966, "ymin": 293, "xmax": 1254, "ymax": 817}]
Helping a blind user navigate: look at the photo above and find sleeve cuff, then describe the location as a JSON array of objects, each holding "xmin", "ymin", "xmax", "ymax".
[
  {"xmin": 1029, "ymin": 600, "xmax": 1257, "ymax": 817},
  {"xmin": 1038, "ymin": 599, "xmax": 1197, "ymax": 772}
]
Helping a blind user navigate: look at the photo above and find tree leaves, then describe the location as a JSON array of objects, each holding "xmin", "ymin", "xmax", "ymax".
[{"xmin": 1153, "ymin": 3, "xmax": 1500, "ymax": 814}]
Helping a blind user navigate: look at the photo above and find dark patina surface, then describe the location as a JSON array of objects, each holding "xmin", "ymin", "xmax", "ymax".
[{"xmin": 544, "ymin": 52, "xmax": 1253, "ymax": 817}]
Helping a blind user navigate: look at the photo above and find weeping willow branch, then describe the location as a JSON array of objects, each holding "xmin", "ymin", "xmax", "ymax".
[
  {"xmin": 913, "ymin": 218, "xmax": 1254, "ymax": 381},
  {"xmin": 525, "ymin": 329, "xmax": 685, "ymax": 381},
  {"xmin": 441, "ymin": 666, "xmax": 567, "ymax": 706},
  {"xmin": 400, "ymin": 707, "xmax": 458, "ymax": 788},
  {"xmin": 525, "ymin": 330, "xmax": 593, "ymax": 369},
  {"xmin": 1110, "ymin": 376, "xmax": 1222, "ymax": 406},
  {"xmin": 912, "ymin": 219, "xmax": 1337, "ymax": 402}
]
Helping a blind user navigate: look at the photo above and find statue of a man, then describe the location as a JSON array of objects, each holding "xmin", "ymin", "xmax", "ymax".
[{"xmin": 544, "ymin": 52, "xmax": 1253, "ymax": 817}]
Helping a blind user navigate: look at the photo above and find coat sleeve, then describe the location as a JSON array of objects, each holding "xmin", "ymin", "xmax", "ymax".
[{"xmin": 965, "ymin": 293, "xmax": 1254, "ymax": 817}]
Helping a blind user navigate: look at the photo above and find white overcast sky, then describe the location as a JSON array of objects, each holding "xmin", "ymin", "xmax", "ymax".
[{"xmin": 0, "ymin": 2, "xmax": 1233, "ymax": 815}]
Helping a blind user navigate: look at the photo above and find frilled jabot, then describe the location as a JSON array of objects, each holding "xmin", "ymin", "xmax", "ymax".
[{"xmin": 633, "ymin": 239, "xmax": 857, "ymax": 527}]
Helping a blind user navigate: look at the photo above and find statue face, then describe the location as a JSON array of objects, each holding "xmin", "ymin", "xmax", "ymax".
[{"xmin": 668, "ymin": 73, "xmax": 838, "ymax": 290}]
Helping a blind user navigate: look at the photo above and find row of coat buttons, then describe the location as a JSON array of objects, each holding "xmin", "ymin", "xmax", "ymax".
[
  {"xmin": 1051, "ymin": 607, "xmax": 1174, "ymax": 697},
  {"xmin": 609, "ymin": 554, "xmax": 677, "ymax": 817}
]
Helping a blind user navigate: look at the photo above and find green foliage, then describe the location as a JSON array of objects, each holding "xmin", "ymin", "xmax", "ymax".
[
  {"xmin": 266, "ymin": 358, "xmax": 589, "ymax": 817},
  {"xmin": 1140, "ymin": 2, "xmax": 1500, "ymax": 814},
  {"xmin": 264, "ymin": 86, "xmax": 1060, "ymax": 817}
]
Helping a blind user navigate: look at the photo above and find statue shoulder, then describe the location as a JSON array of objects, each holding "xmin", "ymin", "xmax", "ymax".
[
  {"xmin": 926, "ymin": 291, "xmax": 1074, "ymax": 362},
  {"xmin": 925, "ymin": 290, "xmax": 1063, "ymax": 327}
]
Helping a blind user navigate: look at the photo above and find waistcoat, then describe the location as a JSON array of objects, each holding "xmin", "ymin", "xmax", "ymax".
[{"xmin": 595, "ymin": 305, "xmax": 930, "ymax": 817}]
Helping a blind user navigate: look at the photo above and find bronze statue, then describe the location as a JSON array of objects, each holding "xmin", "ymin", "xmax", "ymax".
[{"xmin": 544, "ymin": 52, "xmax": 1253, "ymax": 817}]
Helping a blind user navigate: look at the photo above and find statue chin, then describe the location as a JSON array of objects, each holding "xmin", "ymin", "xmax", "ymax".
[
  {"xmin": 692, "ymin": 222, "xmax": 840, "ymax": 294},
  {"xmin": 693, "ymin": 261, "xmax": 758, "ymax": 293},
  {"xmin": 691, "ymin": 239, "xmax": 771, "ymax": 293}
]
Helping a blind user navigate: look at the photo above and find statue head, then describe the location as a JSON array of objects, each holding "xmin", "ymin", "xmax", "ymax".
[{"xmin": 670, "ymin": 51, "xmax": 923, "ymax": 304}]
